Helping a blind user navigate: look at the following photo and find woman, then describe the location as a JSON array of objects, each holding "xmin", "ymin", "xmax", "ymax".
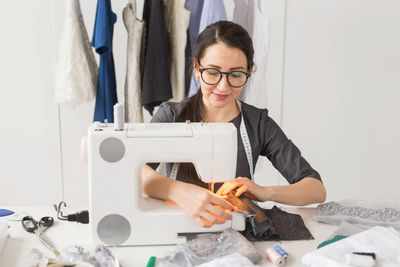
[{"xmin": 142, "ymin": 21, "xmax": 326, "ymax": 228}]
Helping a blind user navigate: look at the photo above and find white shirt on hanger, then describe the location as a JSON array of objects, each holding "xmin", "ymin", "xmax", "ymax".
[
  {"xmin": 233, "ymin": 0, "xmax": 269, "ymax": 109},
  {"xmin": 54, "ymin": 0, "xmax": 97, "ymax": 105}
]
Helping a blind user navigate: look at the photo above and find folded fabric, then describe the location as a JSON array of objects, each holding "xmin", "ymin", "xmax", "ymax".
[{"xmin": 302, "ymin": 226, "xmax": 400, "ymax": 267}]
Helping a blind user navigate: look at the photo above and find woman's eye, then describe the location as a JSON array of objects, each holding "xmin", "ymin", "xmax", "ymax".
[
  {"xmin": 206, "ymin": 70, "xmax": 220, "ymax": 76},
  {"xmin": 230, "ymin": 72, "xmax": 244, "ymax": 78}
]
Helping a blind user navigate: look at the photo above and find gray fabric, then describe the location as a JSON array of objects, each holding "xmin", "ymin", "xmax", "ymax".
[{"xmin": 150, "ymin": 99, "xmax": 321, "ymax": 185}]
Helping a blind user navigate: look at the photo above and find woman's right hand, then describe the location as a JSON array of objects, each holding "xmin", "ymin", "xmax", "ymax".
[{"xmin": 172, "ymin": 182, "xmax": 234, "ymax": 227}]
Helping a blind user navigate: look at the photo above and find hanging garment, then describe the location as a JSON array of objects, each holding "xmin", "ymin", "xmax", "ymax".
[
  {"xmin": 91, "ymin": 0, "xmax": 118, "ymax": 123},
  {"xmin": 188, "ymin": 0, "xmax": 227, "ymax": 97},
  {"xmin": 233, "ymin": 0, "xmax": 269, "ymax": 109},
  {"xmin": 123, "ymin": 1, "xmax": 144, "ymax": 122},
  {"xmin": 54, "ymin": 0, "xmax": 97, "ymax": 105},
  {"xmin": 142, "ymin": 0, "xmax": 172, "ymax": 115},
  {"xmin": 184, "ymin": 0, "xmax": 204, "ymax": 97},
  {"xmin": 164, "ymin": 0, "xmax": 190, "ymax": 103}
]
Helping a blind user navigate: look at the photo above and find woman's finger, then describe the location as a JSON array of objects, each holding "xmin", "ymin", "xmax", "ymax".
[
  {"xmin": 206, "ymin": 203, "xmax": 232, "ymax": 220},
  {"xmin": 216, "ymin": 183, "xmax": 229, "ymax": 195},
  {"xmin": 199, "ymin": 211, "xmax": 220, "ymax": 226},
  {"xmin": 221, "ymin": 182, "xmax": 242, "ymax": 195},
  {"xmin": 209, "ymin": 194, "xmax": 234, "ymax": 211},
  {"xmin": 194, "ymin": 215, "xmax": 213, "ymax": 228},
  {"xmin": 235, "ymin": 184, "xmax": 248, "ymax": 197}
]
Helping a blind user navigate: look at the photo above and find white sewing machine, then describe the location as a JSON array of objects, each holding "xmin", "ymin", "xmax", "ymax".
[{"xmin": 87, "ymin": 118, "xmax": 245, "ymax": 246}]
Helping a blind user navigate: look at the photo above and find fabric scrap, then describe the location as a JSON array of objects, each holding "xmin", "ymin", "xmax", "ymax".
[{"xmin": 225, "ymin": 193, "xmax": 313, "ymax": 241}]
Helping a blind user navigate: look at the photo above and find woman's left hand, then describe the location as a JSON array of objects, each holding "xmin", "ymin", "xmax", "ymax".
[{"xmin": 216, "ymin": 177, "xmax": 267, "ymax": 202}]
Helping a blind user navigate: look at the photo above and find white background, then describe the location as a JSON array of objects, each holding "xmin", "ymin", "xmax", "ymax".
[{"xmin": 0, "ymin": 0, "xmax": 399, "ymax": 207}]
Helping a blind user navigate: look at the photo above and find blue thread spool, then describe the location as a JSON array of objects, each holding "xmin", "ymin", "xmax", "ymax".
[{"xmin": 274, "ymin": 245, "xmax": 288, "ymax": 259}]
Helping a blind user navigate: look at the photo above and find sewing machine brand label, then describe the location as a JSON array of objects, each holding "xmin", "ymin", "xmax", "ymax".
[{"xmin": 126, "ymin": 123, "xmax": 193, "ymax": 138}]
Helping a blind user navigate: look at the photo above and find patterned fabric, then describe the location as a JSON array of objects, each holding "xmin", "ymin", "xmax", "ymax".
[
  {"xmin": 54, "ymin": 0, "xmax": 97, "ymax": 105},
  {"xmin": 316, "ymin": 201, "xmax": 400, "ymax": 230},
  {"xmin": 123, "ymin": 1, "xmax": 144, "ymax": 122}
]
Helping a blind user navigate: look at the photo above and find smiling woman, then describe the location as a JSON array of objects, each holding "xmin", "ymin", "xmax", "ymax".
[{"xmin": 141, "ymin": 21, "xmax": 326, "ymax": 228}]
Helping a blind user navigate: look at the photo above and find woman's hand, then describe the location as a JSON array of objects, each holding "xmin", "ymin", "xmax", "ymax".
[
  {"xmin": 172, "ymin": 182, "xmax": 235, "ymax": 228},
  {"xmin": 216, "ymin": 177, "xmax": 268, "ymax": 202}
]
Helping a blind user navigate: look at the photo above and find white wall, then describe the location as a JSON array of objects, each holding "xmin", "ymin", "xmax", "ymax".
[
  {"xmin": 1, "ymin": 0, "xmax": 399, "ymax": 206},
  {"xmin": 283, "ymin": 0, "xmax": 400, "ymax": 203},
  {"xmin": 0, "ymin": 0, "xmax": 61, "ymax": 205}
]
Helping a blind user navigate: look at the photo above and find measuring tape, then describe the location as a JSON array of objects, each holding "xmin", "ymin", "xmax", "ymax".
[{"xmin": 169, "ymin": 100, "xmax": 254, "ymax": 181}]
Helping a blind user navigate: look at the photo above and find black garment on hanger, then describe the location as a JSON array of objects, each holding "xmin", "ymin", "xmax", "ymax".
[{"xmin": 142, "ymin": 0, "xmax": 172, "ymax": 115}]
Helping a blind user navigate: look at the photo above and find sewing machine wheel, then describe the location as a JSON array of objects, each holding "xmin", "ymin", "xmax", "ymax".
[
  {"xmin": 99, "ymin": 137, "xmax": 125, "ymax": 163},
  {"xmin": 97, "ymin": 214, "xmax": 131, "ymax": 245}
]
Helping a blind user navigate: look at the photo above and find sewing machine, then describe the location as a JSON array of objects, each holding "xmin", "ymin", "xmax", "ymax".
[{"xmin": 87, "ymin": 119, "xmax": 245, "ymax": 246}]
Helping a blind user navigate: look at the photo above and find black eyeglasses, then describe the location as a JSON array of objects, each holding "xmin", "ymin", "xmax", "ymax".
[{"xmin": 199, "ymin": 68, "xmax": 251, "ymax": 88}]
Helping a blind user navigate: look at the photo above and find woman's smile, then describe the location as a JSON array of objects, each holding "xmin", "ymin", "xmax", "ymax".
[{"xmin": 212, "ymin": 92, "xmax": 230, "ymax": 100}]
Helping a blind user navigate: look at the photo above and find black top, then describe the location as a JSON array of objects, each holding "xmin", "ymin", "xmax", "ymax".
[
  {"xmin": 150, "ymin": 99, "xmax": 321, "ymax": 187},
  {"xmin": 141, "ymin": 0, "xmax": 172, "ymax": 115}
]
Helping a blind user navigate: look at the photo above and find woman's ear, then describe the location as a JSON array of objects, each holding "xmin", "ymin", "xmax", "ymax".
[
  {"xmin": 193, "ymin": 59, "xmax": 200, "ymax": 80},
  {"xmin": 249, "ymin": 63, "xmax": 255, "ymax": 74}
]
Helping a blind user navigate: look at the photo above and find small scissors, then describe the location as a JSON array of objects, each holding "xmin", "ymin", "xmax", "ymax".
[{"xmin": 22, "ymin": 216, "xmax": 60, "ymax": 256}]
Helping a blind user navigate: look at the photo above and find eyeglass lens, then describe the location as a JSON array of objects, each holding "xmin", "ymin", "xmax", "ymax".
[{"xmin": 201, "ymin": 68, "xmax": 248, "ymax": 87}]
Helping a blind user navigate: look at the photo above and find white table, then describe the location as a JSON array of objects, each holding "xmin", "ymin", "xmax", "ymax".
[{"xmin": 0, "ymin": 206, "xmax": 337, "ymax": 267}]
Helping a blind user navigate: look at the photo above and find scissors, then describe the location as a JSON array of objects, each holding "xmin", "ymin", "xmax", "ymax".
[{"xmin": 22, "ymin": 215, "xmax": 60, "ymax": 256}]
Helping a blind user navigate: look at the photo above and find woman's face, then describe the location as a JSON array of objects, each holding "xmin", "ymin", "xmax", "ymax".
[{"xmin": 195, "ymin": 42, "xmax": 250, "ymax": 109}]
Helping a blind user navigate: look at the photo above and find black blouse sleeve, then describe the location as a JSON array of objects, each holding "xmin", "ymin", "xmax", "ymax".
[
  {"xmin": 150, "ymin": 102, "xmax": 175, "ymax": 123},
  {"xmin": 259, "ymin": 109, "xmax": 322, "ymax": 184}
]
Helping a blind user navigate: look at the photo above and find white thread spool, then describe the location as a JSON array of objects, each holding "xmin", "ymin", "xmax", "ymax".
[
  {"xmin": 266, "ymin": 247, "xmax": 285, "ymax": 266},
  {"xmin": 113, "ymin": 103, "xmax": 124, "ymax": 131}
]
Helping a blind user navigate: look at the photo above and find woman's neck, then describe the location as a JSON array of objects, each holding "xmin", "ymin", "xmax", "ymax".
[{"xmin": 203, "ymin": 100, "xmax": 241, "ymax": 122}]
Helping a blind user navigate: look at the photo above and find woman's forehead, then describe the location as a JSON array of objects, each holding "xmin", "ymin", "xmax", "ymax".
[{"xmin": 200, "ymin": 42, "xmax": 248, "ymax": 69}]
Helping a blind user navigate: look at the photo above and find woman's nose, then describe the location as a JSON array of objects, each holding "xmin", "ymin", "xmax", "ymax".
[{"xmin": 216, "ymin": 74, "xmax": 230, "ymax": 91}]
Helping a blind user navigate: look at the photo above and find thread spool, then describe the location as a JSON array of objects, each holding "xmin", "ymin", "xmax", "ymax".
[
  {"xmin": 113, "ymin": 103, "xmax": 124, "ymax": 131},
  {"xmin": 273, "ymin": 245, "xmax": 288, "ymax": 260},
  {"xmin": 266, "ymin": 247, "xmax": 285, "ymax": 266}
]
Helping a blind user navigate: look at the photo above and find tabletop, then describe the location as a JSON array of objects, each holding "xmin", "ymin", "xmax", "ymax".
[{"xmin": 0, "ymin": 206, "xmax": 337, "ymax": 267}]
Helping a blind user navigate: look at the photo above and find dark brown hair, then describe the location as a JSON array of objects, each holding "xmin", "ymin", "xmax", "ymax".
[
  {"xmin": 184, "ymin": 20, "xmax": 254, "ymax": 122},
  {"xmin": 181, "ymin": 21, "xmax": 254, "ymax": 187}
]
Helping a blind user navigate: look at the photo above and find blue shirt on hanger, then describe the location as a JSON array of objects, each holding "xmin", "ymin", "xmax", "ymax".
[{"xmin": 92, "ymin": 0, "xmax": 117, "ymax": 123}]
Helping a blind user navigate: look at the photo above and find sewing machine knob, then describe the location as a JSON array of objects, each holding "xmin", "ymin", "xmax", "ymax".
[
  {"xmin": 97, "ymin": 214, "xmax": 131, "ymax": 245},
  {"xmin": 93, "ymin": 121, "xmax": 101, "ymax": 131},
  {"xmin": 99, "ymin": 137, "xmax": 125, "ymax": 163}
]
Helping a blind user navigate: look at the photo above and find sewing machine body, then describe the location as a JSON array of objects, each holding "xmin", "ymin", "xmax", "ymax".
[{"xmin": 88, "ymin": 122, "xmax": 241, "ymax": 246}]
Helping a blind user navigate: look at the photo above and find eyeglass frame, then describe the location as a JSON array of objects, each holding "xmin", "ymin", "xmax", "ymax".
[{"xmin": 198, "ymin": 68, "xmax": 251, "ymax": 88}]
